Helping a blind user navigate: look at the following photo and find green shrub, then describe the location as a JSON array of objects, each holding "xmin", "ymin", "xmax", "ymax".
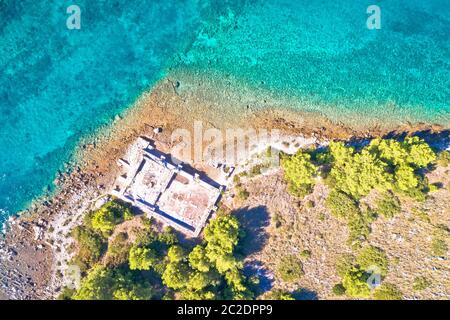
[
  {"xmin": 281, "ymin": 151, "xmax": 318, "ymax": 197},
  {"xmin": 73, "ymin": 266, "xmax": 154, "ymax": 300},
  {"xmin": 325, "ymin": 190, "xmax": 360, "ymax": 220},
  {"xmin": 57, "ymin": 287, "xmax": 76, "ymax": 300},
  {"xmin": 372, "ymin": 283, "xmax": 402, "ymax": 300},
  {"xmin": 356, "ymin": 246, "xmax": 389, "ymax": 276},
  {"xmin": 71, "ymin": 226, "xmax": 106, "ymax": 271},
  {"xmin": 249, "ymin": 164, "xmax": 263, "ymax": 177},
  {"xmin": 347, "ymin": 210, "xmax": 375, "ymax": 247},
  {"xmin": 431, "ymin": 238, "xmax": 448, "ymax": 257},
  {"xmin": 305, "ymin": 200, "xmax": 315, "ymax": 208},
  {"xmin": 335, "ymin": 254, "xmax": 355, "ymax": 277},
  {"xmin": 90, "ymin": 201, "xmax": 133, "ymax": 233},
  {"xmin": 332, "ymin": 283, "xmax": 346, "ymax": 296},
  {"xmin": 237, "ymin": 188, "xmax": 250, "ymax": 200},
  {"xmin": 105, "ymin": 232, "xmax": 130, "ymax": 267},
  {"xmin": 266, "ymin": 289, "xmax": 295, "ymax": 300},
  {"xmin": 276, "ymin": 255, "xmax": 304, "ymax": 283},
  {"xmin": 431, "ymin": 226, "xmax": 448, "ymax": 256},
  {"xmin": 271, "ymin": 213, "xmax": 282, "ymax": 228},
  {"xmin": 341, "ymin": 267, "xmax": 370, "ymax": 298},
  {"xmin": 413, "ymin": 276, "xmax": 431, "ymax": 291},
  {"xmin": 300, "ymin": 250, "xmax": 311, "ymax": 259},
  {"xmin": 436, "ymin": 150, "xmax": 450, "ymax": 167},
  {"xmin": 375, "ymin": 192, "xmax": 401, "ymax": 219},
  {"xmin": 411, "ymin": 208, "xmax": 431, "ymax": 223}
]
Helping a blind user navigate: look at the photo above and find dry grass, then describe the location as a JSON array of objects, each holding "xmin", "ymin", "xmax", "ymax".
[{"xmin": 225, "ymin": 165, "xmax": 450, "ymax": 300}]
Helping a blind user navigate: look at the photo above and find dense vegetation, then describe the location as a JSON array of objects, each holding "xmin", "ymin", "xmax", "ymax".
[
  {"xmin": 281, "ymin": 136, "xmax": 439, "ymax": 248},
  {"xmin": 62, "ymin": 201, "xmax": 255, "ymax": 300},
  {"xmin": 278, "ymin": 136, "xmax": 449, "ymax": 299},
  {"xmin": 61, "ymin": 137, "xmax": 446, "ymax": 300},
  {"xmin": 281, "ymin": 151, "xmax": 318, "ymax": 197}
]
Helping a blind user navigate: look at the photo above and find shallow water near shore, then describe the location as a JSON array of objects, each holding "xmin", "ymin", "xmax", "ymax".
[
  {"xmin": 0, "ymin": 0, "xmax": 449, "ymax": 222},
  {"xmin": 176, "ymin": 0, "xmax": 450, "ymax": 125},
  {"xmin": 0, "ymin": 0, "xmax": 215, "ymax": 220}
]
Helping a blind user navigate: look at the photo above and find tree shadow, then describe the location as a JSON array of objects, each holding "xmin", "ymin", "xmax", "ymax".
[
  {"xmin": 326, "ymin": 129, "xmax": 450, "ymax": 153},
  {"xmin": 243, "ymin": 260, "xmax": 274, "ymax": 295},
  {"xmin": 383, "ymin": 129, "xmax": 450, "ymax": 152},
  {"xmin": 346, "ymin": 137, "xmax": 372, "ymax": 149},
  {"xmin": 234, "ymin": 206, "xmax": 270, "ymax": 256},
  {"xmin": 292, "ymin": 288, "xmax": 318, "ymax": 300},
  {"xmin": 234, "ymin": 206, "xmax": 272, "ymax": 296}
]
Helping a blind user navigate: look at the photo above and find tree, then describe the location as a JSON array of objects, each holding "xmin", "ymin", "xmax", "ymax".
[
  {"xmin": 329, "ymin": 149, "xmax": 391, "ymax": 199},
  {"xmin": 329, "ymin": 142, "xmax": 354, "ymax": 165},
  {"xmin": 341, "ymin": 267, "xmax": 371, "ymax": 298},
  {"xmin": 91, "ymin": 209, "xmax": 116, "ymax": 233},
  {"xmin": 281, "ymin": 150, "xmax": 318, "ymax": 196},
  {"xmin": 162, "ymin": 261, "xmax": 191, "ymax": 290},
  {"xmin": 325, "ymin": 190, "xmax": 360, "ymax": 220},
  {"xmin": 214, "ymin": 254, "xmax": 240, "ymax": 274},
  {"xmin": 368, "ymin": 138, "xmax": 408, "ymax": 167},
  {"xmin": 403, "ymin": 137, "xmax": 436, "ymax": 168},
  {"xmin": 73, "ymin": 266, "xmax": 115, "ymax": 300},
  {"xmin": 167, "ymin": 245, "xmax": 185, "ymax": 263},
  {"xmin": 224, "ymin": 268, "xmax": 254, "ymax": 300},
  {"xmin": 90, "ymin": 201, "xmax": 133, "ymax": 233},
  {"xmin": 375, "ymin": 192, "xmax": 401, "ymax": 218},
  {"xmin": 189, "ymin": 246, "xmax": 211, "ymax": 272},
  {"xmin": 394, "ymin": 165, "xmax": 419, "ymax": 192},
  {"xmin": 128, "ymin": 246, "xmax": 157, "ymax": 270},
  {"xmin": 204, "ymin": 214, "xmax": 240, "ymax": 268},
  {"xmin": 73, "ymin": 266, "xmax": 154, "ymax": 300},
  {"xmin": 113, "ymin": 283, "xmax": 154, "ymax": 300},
  {"xmin": 179, "ymin": 289, "xmax": 216, "ymax": 300},
  {"xmin": 368, "ymin": 137, "xmax": 435, "ymax": 199},
  {"xmin": 186, "ymin": 272, "xmax": 213, "ymax": 291},
  {"xmin": 368, "ymin": 137, "xmax": 435, "ymax": 168}
]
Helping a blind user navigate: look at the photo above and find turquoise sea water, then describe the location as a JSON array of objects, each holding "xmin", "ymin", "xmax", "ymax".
[
  {"xmin": 0, "ymin": 0, "xmax": 449, "ymax": 221},
  {"xmin": 0, "ymin": 0, "xmax": 215, "ymax": 221},
  {"xmin": 177, "ymin": 0, "xmax": 450, "ymax": 124}
]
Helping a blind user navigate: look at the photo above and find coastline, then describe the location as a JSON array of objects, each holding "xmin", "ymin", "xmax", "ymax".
[{"xmin": 0, "ymin": 72, "xmax": 448, "ymax": 299}]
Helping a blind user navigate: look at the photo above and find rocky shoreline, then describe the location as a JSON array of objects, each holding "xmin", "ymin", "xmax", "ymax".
[{"xmin": 0, "ymin": 74, "xmax": 448, "ymax": 300}]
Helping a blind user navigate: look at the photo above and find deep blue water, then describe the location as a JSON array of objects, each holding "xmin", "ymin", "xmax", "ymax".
[{"xmin": 0, "ymin": 0, "xmax": 449, "ymax": 222}]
